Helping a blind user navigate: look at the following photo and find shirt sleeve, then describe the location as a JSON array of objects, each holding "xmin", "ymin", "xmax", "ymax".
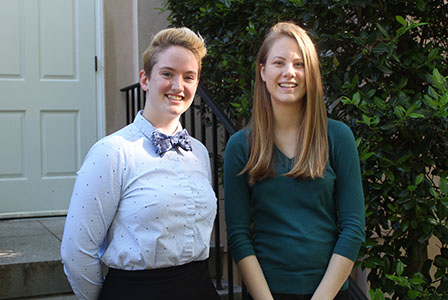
[
  {"xmin": 330, "ymin": 121, "xmax": 366, "ymax": 261},
  {"xmin": 224, "ymin": 131, "xmax": 256, "ymax": 263},
  {"xmin": 61, "ymin": 139, "xmax": 124, "ymax": 300}
]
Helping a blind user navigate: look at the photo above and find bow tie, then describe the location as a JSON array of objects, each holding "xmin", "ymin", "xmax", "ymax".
[{"xmin": 151, "ymin": 129, "xmax": 192, "ymax": 157}]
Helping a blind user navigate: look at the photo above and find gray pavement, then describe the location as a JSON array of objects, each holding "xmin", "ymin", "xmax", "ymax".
[{"xmin": 0, "ymin": 217, "xmax": 75, "ymax": 299}]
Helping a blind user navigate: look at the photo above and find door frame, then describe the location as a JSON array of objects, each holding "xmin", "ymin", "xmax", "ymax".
[{"xmin": 95, "ymin": 0, "xmax": 106, "ymax": 140}]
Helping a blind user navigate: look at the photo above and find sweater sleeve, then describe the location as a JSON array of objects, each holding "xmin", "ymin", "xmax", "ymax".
[
  {"xmin": 224, "ymin": 130, "xmax": 256, "ymax": 263},
  {"xmin": 330, "ymin": 121, "xmax": 366, "ymax": 261}
]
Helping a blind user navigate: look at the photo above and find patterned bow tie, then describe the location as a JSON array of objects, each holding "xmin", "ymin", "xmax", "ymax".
[{"xmin": 151, "ymin": 129, "xmax": 192, "ymax": 157}]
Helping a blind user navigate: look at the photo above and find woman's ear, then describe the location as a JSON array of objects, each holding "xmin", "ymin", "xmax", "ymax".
[
  {"xmin": 139, "ymin": 70, "xmax": 149, "ymax": 91},
  {"xmin": 260, "ymin": 64, "xmax": 266, "ymax": 82}
]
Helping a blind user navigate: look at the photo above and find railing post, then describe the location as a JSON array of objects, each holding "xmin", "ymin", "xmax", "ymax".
[
  {"xmin": 212, "ymin": 113, "xmax": 223, "ymax": 290},
  {"xmin": 190, "ymin": 101, "xmax": 196, "ymax": 135},
  {"xmin": 125, "ymin": 91, "xmax": 130, "ymax": 125},
  {"xmin": 201, "ymin": 100, "xmax": 207, "ymax": 144}
]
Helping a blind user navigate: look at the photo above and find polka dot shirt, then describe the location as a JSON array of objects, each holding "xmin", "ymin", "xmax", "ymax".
[{"xmin": 61, "ymin": 111, "xmax": 217, "ymax": 299}]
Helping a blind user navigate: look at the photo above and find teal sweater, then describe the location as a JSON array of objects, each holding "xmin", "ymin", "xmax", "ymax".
[{"xmin": 224, "ymin": 119, "xmax": 365, "ymax": 294}]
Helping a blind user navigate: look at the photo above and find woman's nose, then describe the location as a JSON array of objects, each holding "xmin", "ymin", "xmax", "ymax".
[
  {"xmin": 171, "ymin": 76, "xmax": 184, "ymax": 92},
  {"xmin": 283, "ymin": 63, "xmax": 295, "ymax": 77}
]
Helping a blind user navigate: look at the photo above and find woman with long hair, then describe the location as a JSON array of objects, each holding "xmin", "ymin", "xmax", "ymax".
[{"xmin": 224, "ymin": 22, "xmax": 365, "ymax": 300}]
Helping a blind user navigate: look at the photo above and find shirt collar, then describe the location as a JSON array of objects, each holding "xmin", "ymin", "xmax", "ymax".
[{"xmin": 133, "ymin": 110, "xmax": 183, "ymax": 140}]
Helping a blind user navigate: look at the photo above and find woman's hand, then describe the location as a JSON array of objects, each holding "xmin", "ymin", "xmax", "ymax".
[
  {"xmin": 311, "ymin": 253, "xmax": 354, "ymax": 300},
  {"xmin": 237, "ymin": 255, "xmax": 275, "ymax": 300}
]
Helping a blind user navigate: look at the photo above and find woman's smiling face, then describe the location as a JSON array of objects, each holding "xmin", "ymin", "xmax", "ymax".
[
  {"xmin": 260, "ymin": 36, "xmax": 306, "ymax": 108},
  {"xmin": 140, "ymin": 45, "xmax": 199, "ymax": 126}
]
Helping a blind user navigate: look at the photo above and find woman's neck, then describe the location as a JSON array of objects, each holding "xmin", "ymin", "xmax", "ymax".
[
  {"xmin": 272, "ymin": 101, "xmax": 302, "ymax": 132},
  {"xmin": 142, "ymin": 109, "xmax": 180, "ymax": 135},
  {"xmin": 272, "ymin": 102, "xmax": 303, "ymax": 159}
]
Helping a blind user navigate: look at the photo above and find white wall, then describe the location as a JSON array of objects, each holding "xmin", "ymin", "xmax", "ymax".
[{"xmin": 137, "ymin": 1, "xmax": 170, "ymax": 69}]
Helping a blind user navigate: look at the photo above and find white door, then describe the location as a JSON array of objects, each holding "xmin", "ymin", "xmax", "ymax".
[{"xmin": 0, "ymin": 0, "xmax": 98, "ymax": 218}]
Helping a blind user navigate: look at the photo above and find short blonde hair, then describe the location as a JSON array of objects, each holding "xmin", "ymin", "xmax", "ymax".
[{"xmin": 142, "ymin": 27, "xmax": 207, "ymax": 78}]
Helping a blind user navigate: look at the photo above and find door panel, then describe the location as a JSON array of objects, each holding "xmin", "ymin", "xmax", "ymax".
[{"xmin": 0, "ymin": 0, "xmax": 97, "ymax": 217}]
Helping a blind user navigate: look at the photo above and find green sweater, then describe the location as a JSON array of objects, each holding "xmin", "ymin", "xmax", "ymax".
[{"xmin": 224, "ymin": 119, "xmax": 365, "ymax": 294}]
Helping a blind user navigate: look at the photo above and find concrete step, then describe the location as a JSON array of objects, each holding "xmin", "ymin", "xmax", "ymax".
[
  {"xmin": 0, "ymin": 217, "xmax": 72, "ymax": 299},
  {"xmin": 8, "ymin": 293, "xmax": 76, "ymax": 300},
  {"xmin": 0, "ymin": 217, "xmax": 241, "ymax": 299},
  {"xmin": 216, "ymin": 280, "xmax": 243, "ymax": 300}
]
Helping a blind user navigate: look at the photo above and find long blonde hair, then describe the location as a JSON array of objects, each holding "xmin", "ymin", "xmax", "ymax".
[{"xmin": 241, "ymin": 22, "xmax": 328, "ymax": 184}]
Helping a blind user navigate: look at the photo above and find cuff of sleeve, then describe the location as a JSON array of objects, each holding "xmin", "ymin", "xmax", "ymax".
[
  {"xmin": 333, "ymin": 238, "xmax": 363, "ymax": 262},
  {"xmin": 229, "ymin": 246, "xmax": 256, "ymax": 264}
]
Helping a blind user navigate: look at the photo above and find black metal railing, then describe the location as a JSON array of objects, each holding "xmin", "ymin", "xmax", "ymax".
[{"xmin": 120, "ymin": 83, "xmax": 369, "ymax": 300}]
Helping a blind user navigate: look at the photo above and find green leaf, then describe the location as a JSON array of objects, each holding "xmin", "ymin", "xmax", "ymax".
[
  {"xmin": 416, "ymin": 0, "xmax": 425, "ymax": 12},
  {"xmin": 366, "ymin": 89, "xmax": 376, "ymax": 98},
  {"xmin": 375, "ymin": 23, "xmax": 389, "ymax": 38},
  {"xmin": 408, "ymin": 289, "xmax": 420, "ymax": 299},
  {"xmin": 396, "ymin": 261, "xmax": 404, "ymax": 276},
  {"xmin": 361, "ymin": 114, "xmax": 371, "ymax": 125},
  {"xmin": 364, "ymin": 238, "xmax": 378, "ymax": 248},
  {"xmin": 397, "ymin": 153, "xmax": 413, "ymax": 164},
  {"xmin": 386, "ymin": 274, "xmax": 400, "ymax": 282},
  {"xmin": 441, "ymin": 177, "xmax": 448, "ymax": 194},
  {"xmin": 353, "ymin": 92, "xmax": 361, "ymax": 105},
  {"xmin": 409, "ymin": 276, "xmax": 425, "ymax": 285},
  {"xmin": 333, "ymin": 56, "xmax": 340, "ymax": 67},
  {"xmin": 394, "ymin": 106, "xmax": 406, "ymax": 119},
  {"xmin": 430, "ymin": 187, "xmax": 439, "ymax": 197},
  {"xmin": 408, "ymin": 113, "xmax": 424, "ymax": 118},
  {"xmin": 378, "ymin": 64, "xmax": 393, "ymax": 74},
  {"xmin": 401, "ymin": 219, "xmax": 409, "ymax": 231},
  {"xmin": 415, "ymin": 174, "xmax": 424, "ymax": 185},
  {"xmin": 434, "ymin": 256, "xmax": 448, "ymax": 267},
  {"xmin": 341, "ymin": 96, "xmax": 353, "ymax": 105},
  {"xmin": 385, "ymin": 170, "xmax": 394, "ymax": 181},
  {"xmin": 428, "ymin": 86, "xmax": 439, "ymax": 99},
  {"xmin": 372, "ymin": 42, "xmax": 389, "ymax": 54},
  {"xmin": 435, "ymin": 267, "xmax": 446, "ymax": 279},
  {"xmin": 289, "ymin": 0, "xmax": 305, "ymax": 6},
  {"xmin": 397, "ymin": 77, "xmax": 408, "ymax": 89},
  {"xmin": 428, "ymin": 48, "xmax": 440, "ymax": 61},
  {"xmin": 396, "ymin": 15, "xmax": 407, "ymax": 26},
  {"xmin": 396, "ymin": 26, "xmax": 407, "ymax": 37},
  {"xmin": 374, "ymin": 97, "xmax": 387, "ymax": 110},
  {"xmin": 432, "ymin": 68, "xmax": 445, "ymax": 90},
  {"xmin": 360, "ymin": 152, "xmax": 376, "ymax": 162},
  {"xmin": 369, "ymin": 289, "xmax": 385, "ymax": 300}
]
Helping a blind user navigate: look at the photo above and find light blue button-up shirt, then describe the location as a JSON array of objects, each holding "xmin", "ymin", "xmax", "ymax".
[{"xmin": 61, "ymin": 111, "xmax": 217, "ymax": 300}]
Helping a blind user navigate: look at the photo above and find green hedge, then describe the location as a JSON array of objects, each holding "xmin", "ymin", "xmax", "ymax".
[{"xmin": 161, "ymin": 1, "xmax": 448, "ymax": 299}]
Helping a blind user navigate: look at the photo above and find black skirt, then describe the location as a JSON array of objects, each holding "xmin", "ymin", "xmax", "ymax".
[{"xmin": 98, "ymin": 260, "xmax": 221, "ymax": 300}]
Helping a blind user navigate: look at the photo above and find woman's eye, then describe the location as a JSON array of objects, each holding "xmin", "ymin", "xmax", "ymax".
[
  {"xmin": 161, "ymin": 72, "xmax": 172, "ymax": 77},
  {"xmin": 185, "ymin": 75, "xmax": 195, "ymax": 81}
]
